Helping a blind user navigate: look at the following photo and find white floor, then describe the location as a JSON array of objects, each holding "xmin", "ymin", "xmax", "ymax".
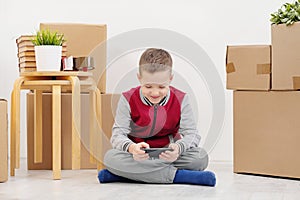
[{"xmin": 1, "ymin": 159, "xmax": 300, "ymax": 200}]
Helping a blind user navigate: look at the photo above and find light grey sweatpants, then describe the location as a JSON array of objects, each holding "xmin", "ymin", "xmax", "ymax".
[{"xmin": 103, "ymin": 147, "xmax": 208, "ymax": 183}]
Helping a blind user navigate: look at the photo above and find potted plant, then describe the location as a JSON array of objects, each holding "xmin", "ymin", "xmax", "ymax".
[
  {"xmin": 270, "ymin": 0, "xmax": 300, "ymax": 25},
  {"xmin": 269, "ymin": 0, "xmax": 300, "ymax": 90},
  {"xmin": 32, "ymin": 29, "xmax": 65, "ymax": 71}
]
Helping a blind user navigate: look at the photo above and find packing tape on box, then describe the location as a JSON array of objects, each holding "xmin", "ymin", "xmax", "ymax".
[
  {"xmin": 293, "ymin": 77, "xmax": 300, "ymax": 90},
  {"xmin": 226, "ymin": 62, "xmax": 236, "ymax": 73},
  {"xmin": 257, "ymin": 64, "xmax": 271, "ymax": 74}
]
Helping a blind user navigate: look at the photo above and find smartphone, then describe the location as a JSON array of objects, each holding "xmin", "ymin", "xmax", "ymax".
[{"xmin": 141, "ymin": 148, "xmax": 174, "ymax": 158}]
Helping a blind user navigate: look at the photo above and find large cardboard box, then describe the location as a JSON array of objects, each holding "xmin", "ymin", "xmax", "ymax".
[
  {"xmin": 27, "ymin": 93, "xmax": 96, "ymax": 169},
  {"xmin": 0, "ymin": 100, "xmax": 8, "ymax": 182},
  {"xmin": 27, "ymin": 93, "xmax": 120, "ymax": 170},
  {"xmin": 272, "ymin": 23, "xmax": 300, "ymax": 90},
  {"xmin": 234, "ymin": 91, "xmax": 300, "ymax": 178},
  {"xmin": 93, "ymin": 93, "xmax": 120, "ymax": 168},
  {"xmin": 101, "ymin": 94, "xmax": 120, "ymax": 139},
  {"xmin": 40, "ymin": 23, "xmax": 107, "ymax": 93},
  {"xmin": 99, "ymin": 94, "xmax": 120, "ymax": 158},
  {"xmin": 226, "ymin": 45, "xmax": 271, "ymax": 90}
]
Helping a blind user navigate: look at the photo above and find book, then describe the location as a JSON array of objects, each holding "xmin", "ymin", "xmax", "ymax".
[
  {"xmin": 18, "ymin": 46, "xmax": 35, "ymax": 52},
  {"xmin": 16, "ymin": 35, "xmax": 35, "ymax": 44},
  {"xmin": 19, "ymin": 56, "xmax": 35, "ymax": 63},
  {"xmin": 18, "ymin": 51, "xmax": 67, "ymax": 58},
  {"xmin": 17, "ymin": 40, "xmax": 34, "ymax": 47},
  {"xmin": 19, "ymin": 67, "xmax": 36, "ymax": 73},
  {"xmin": 18, "ymin": 51, "xmax": 35, "ymax": 57},
  {"xmin": 18, "ymin": 46, "xmax": 67, "ymax": 53},
  {"xmin": 17, "ymin": 40, "xmax": 67, "ymax": 48},
  {"xmin": 19, "ymin": 62, "xmax": 36, "ymax": 68}
]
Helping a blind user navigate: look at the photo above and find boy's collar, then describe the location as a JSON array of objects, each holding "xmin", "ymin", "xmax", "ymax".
[{"xmin": 139, "ymin": 88, "xmax": 170, "ymax": 106}]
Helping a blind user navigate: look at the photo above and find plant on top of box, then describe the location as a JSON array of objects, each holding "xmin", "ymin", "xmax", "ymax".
[
  {"xmin": 270, "ymin": 0, "xmax": 300, "ymax": 25},
  {"xmin": 32, "ymin": 29, "xmax": 65, "ymax": 72}
]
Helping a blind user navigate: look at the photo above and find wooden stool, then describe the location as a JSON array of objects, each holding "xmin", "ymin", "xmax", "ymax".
[{"xmin": 10, "ymin": 72, "xmax": 102, "ymax": 179}]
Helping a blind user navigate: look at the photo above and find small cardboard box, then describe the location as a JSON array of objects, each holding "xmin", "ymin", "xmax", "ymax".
[
  {"xmin": 27, "ymin": 93, "xmax": 96, "ymax": 169},
  {"xmin": 234, "ymin": 91, "xmax": 300, "ymax": 178},
  {"xmin": 272, "ymin": 23, "xmax": 300, "ymax": 90},
  {"xmin": 0, "ymin": 99, "xmax": 8, "ymax": 182},
  {"xmin": 40, "ymin": 23, "xmax": 107, "ymax": 93},
  {"xmin": 226, "ymin": 45, "xmax": 271, "ymax": 90}
]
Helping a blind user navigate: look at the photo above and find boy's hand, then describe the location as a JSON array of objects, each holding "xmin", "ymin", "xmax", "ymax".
[
  {"xmin": 128, "ymin": 142, "xmax": 150, "ymax": 161},
  {"xmin": 159, "ymin": 143, "xmax": 180, "ymax": 162}
]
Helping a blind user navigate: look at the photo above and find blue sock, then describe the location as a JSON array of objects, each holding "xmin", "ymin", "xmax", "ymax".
[
  {"xmin": 98, "ymin": 169, "xmax": 136, "ymax": 183},
  {"xmin": 173, "ymin": 170, "xmax": 216, "ymax": 186}
]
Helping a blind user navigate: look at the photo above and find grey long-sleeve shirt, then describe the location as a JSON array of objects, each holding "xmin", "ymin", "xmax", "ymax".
[{"xmin": 110, "ymin": 88, "xmax": 201, "ymax": 154}]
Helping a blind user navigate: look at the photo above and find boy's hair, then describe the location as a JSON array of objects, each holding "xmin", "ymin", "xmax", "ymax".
[{"xmin": 139, "ymin": 48, "xmax": 172, "ymax": 75}]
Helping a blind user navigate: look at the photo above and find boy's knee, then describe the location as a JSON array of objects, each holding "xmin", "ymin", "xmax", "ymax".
[
  {"xmin": 176, "ymin": 147, "xmax": 209, "ymax": 170},
  {"xmin": 186, "ymin": 149, "xmax": 208, "ymax": 170},
  {"xmin": 194, "ymin": 152, "xmax": 208, "ymax": 171},
  {"xmin": 103, "ymin": 149, "xmax": 118, "ymax": 167},
  {"xmin": 104, "ymin": 149, "xmax": 132, "ymax": 169}
]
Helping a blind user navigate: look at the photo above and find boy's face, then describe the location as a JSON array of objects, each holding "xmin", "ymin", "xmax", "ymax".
[{"xmin": 138, "ymin": 70, "xmax": 173, "ymax": 105}]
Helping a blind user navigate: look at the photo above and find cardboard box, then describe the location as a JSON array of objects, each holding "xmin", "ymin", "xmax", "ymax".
[
  {"xmin": 99, "ymin": 94, "xmax": 120, "ymax": 159},
  {"xmin": 101, "ymin": 94, "xmax": 120, "ymax": 139},
  {"xmin": 27, "ymin": 93, "xmax": 120, "ymax": 170},
  {"xmin": 226, "ymin": 45, "xmax": 271, "ymax": 90},
  {"xmin": 234, "ymin": 91, "xmax": 300, "ymax": 178},
  {"xmin": 91, "ymin": 93, "xmax": 120, "ymax": 167},
  {"xmin": 272, "ymin": 23, "xmax": 300, "ymax": 90},
  {"xmin": 0, "ymin": 100, "xmax": 8, "ymax": 182},
  {"xmin": 27, "ymin": 92, "xmax": 96, "ymax": 169},
  {"xmin": 40, "ymin": 23, "xmax": 107, "ymax": 93}
]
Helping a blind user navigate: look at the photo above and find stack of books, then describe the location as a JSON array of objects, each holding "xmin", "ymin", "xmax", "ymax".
[
  {"xmin": 16, "ymin": 35, "xmax": 67, "ymax": 73},
  {"xmin": 16, "ymin": 35, "xmax": 36, "ymax": 72}
]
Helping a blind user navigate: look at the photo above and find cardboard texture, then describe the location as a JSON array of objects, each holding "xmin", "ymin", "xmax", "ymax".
[
  {"xmin": 27, "ymin": 93, "xmax": 96, "ymax": 169},
  {"xmin": 99, "ymin": 94, "xmax": 120, "ymax": 160},
  {"xmin": 40, "ymin": 23, "xmax": 107, "ymax": 93},
  {"xmin": 272, "ymin": 23, "xmax": 300, "ymax": 90},
  {"xmin": 234, "ymin": 91, "xmax": 300, "ymax": 178},
  {"xmin": 101, "ymin": 94, "xmax": 120, "ymax": 139},
  {"xmin": 0, "ymin": 100, "xmax": 8, "ymax": 182},
  {"xmin": 27, "ymin": 93, "xmax": 120, "ymax": 170},
  {"xmin": 226, "ymin": 45, "xmax": 271, "ymax": 90},
  {"xmin": 92, "ymin": 94, "xmax": 120, "ymax": 167}
]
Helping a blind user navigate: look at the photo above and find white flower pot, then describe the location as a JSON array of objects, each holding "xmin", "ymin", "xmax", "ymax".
[{"xmin": 35, "ymin": 46, "xmax": 62, "ymax": 71}]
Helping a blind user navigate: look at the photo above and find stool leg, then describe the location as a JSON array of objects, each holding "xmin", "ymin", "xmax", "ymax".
[
  {"xmin": 66, "ymin": 76, "xmax": 81, "ymax": 170},
  {"xmin": 52, "ymin": 85, "xmax": 61, "ymax": 180},
  {"xmin": 94, "ymin": 88, "xmax": 103, "ymax": 170},
  {"xmin": 10, "ymin": 90, "xmax": 16, "ymax": 176},
  {"xmin": 34, "ymin": 90, "xmax": 43, "ymax": 163},
  {"xmin": 89, "ymin": 90, "xmax": 97, "ymax": 164},
  {"xmin": 11, "ymin": 77, "xmax": 25, "ymax": 175},
  {"xmin": 15, "ymin": 86, "xmax": 21, "ymax": 169}
]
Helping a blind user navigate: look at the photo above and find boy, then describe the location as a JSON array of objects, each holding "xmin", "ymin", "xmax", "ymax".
[{"xmin": 98, "ymin": 48, "xmax": 216, "ymax": 186}]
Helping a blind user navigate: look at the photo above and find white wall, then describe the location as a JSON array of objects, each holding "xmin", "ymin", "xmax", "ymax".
[{"xmin": 0, "ymin": 0, "xmax": 287, "ymax": 161}]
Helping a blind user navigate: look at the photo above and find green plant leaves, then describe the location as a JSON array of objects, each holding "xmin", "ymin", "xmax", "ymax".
[
  {"xmin": 31, "ymin": 29, "xmax": 65, "ymax": 46},
  {"xmin": 270, "ymin": 0, "xmax": 300, "ymax": 25}
]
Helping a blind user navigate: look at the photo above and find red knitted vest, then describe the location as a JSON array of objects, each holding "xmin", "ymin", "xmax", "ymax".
[{"xmin": 123, "ymin": 86, "xmax": 185, "ymax": 148}]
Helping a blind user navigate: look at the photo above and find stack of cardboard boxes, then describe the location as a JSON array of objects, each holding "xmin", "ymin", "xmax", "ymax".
[
  {"xmin": 227, "ymin": 23, "xmax": 300, "ymax": 179},
  {"xmin": 26, "ymin": 23, "xmax": 120, "ymax": 170}
]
